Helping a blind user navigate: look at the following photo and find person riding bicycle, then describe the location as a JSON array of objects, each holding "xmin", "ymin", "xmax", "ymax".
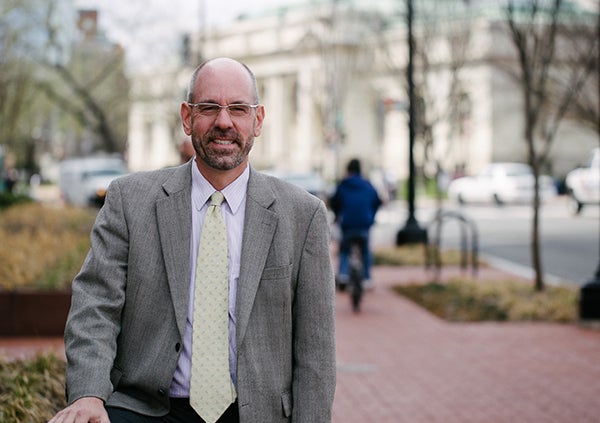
[{"xmin": 330, "ymin": 158, "xmax": 382, "ymax": 291}]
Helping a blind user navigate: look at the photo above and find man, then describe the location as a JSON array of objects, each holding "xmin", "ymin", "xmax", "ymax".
[
  {"xmin": 330, "ymin": 158, "xmax": 382, "ymax": 290},
  {"xmin": 49, "ymin": 58, "xmax": 336, "ymax": 423}
]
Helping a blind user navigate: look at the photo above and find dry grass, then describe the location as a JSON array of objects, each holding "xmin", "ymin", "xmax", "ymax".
[
  {"xmin": 394, "ymin": 278, "xmax": 578, "ymax": 322},
  {"xmin": 375, "ymin": 246, "xmax": 577, "ymax": 323},
  {"xmin": 374, "ymin": 244, "xmax": 483, "ymax": 268},
  {"xmin": 0, "ymin": 354, "xmax": 67, "ymax": 423},
  {"xmin": 0, "ymin": 203, "xmax": 92, "ymax": 421},
  {"xmin": 0, "ymin": 203, "xmax": 95, "ymax": 290}
]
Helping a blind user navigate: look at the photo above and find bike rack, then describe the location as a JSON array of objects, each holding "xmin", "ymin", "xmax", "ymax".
[{"xmin": 425, "ymin": 209, "xmax": 479, "ymax": 278}]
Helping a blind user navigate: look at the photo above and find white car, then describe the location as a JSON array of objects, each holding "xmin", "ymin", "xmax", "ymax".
[
  {"xmin": 565, "ymin": 148, "xmax": 600, "ymax": 214},
  {"xmin": 262, "ymin": 170, "xmax": 332, "ymax": 201},
  {"xmin": 447, "ymin": 162, "xmax": 557, "ymax": 205},
  {"xmin": 59, "ymin": 156, "xmax": 128, "ymax": 207}
]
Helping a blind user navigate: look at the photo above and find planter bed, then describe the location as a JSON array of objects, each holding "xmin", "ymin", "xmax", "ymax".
[{"xmin": 0, "ymin": 290, "xmax": 71, "ymax": 336}]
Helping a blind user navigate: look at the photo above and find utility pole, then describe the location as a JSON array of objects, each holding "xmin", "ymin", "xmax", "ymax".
[
  {"xmin": 197, "ymin": 0, "xmax": 206, "ymax": 64},
  {"xmin": 396, "ymin": 0, "xmax": 427, "ymax": 245}
]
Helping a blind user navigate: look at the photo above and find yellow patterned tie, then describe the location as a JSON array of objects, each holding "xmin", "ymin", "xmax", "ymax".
[{"xmin": 190, "ymin": 191, "xmax": 236, "ymax": 423}]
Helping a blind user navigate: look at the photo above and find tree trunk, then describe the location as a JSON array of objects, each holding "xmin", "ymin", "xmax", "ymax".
[{"xmin": 531, "ymin": 168, "xmax": 544, "ymax": 291}]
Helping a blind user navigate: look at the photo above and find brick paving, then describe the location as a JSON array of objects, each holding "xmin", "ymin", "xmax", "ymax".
[
  {"xmin": 1, "ymin": 265, "xmax": 599, "ymax": 422},
  {"xmin": 333, "ymin": 265, "xmax": 600, "ymax": 423}
]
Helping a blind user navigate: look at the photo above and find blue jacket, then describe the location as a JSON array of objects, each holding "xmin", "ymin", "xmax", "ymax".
[{"xmin": 330, "ymin": 174, "xmax": 382, "ymax": 231}]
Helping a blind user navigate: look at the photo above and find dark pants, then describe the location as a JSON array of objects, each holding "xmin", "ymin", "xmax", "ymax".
[
  {"xmin": 107, "ymin": 399, "xmax": 239, "ymax": 423},
  {"xmin": 338, "ymin": 229, "xmax": 371, "ymax": 280}
]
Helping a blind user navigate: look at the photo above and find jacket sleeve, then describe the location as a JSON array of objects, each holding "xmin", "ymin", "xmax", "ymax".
[{"xmin": 64, "ymin": 178, "xmax": 129, "ymax": 404}]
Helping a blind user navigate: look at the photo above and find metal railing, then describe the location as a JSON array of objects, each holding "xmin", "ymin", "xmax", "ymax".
[{"xmin": 426, "ymin": 209, "xmax": 479, "ymax": 278}]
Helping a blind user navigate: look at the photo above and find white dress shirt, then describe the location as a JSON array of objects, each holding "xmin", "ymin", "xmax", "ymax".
[{"xmin": 170, "ymin": 160, "xmax": 248, "ymax": 397}]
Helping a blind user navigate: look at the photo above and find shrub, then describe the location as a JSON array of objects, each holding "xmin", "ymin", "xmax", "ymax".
[
  {"xmin": 0, "ymin": 203, "xmax": 95, "ymax": 290},
  {"xmin": 0, "ymin": 354, "xmax": 66, "ymax": 423},
  {"xmin": 394, "ymin": 278, "xmax": 578, "ymax": 323},
  {"xmin": 374, "ymin": 245, "xmax": 482, "ymax": 267},
  {"xmin": 0, "ymin": 192, "xmax": 32, "ymax": 210}
]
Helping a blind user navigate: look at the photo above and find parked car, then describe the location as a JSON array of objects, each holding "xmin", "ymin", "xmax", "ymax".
[
  {"xmin": 564, "ymin": 148, "xmax": 600, "ymax": 215},
  {"xmin": 447, "ymin": 162, "xmax": 557, "ymax": 205},
  {"xmin": 59, "ymin": 155, "xmax": 128, "ymax": 207},
  {"xmin": 263, "ymin": 170, "xmax": 332, "ymax": 202}
]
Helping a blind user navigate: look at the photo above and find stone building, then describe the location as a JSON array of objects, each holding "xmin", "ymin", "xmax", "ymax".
[{"xmin": 127, "ymin": 0, "xmax": 597, "ymax": 189}]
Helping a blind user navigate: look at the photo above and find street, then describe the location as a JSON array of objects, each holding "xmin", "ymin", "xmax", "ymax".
[
  {"xmin": 37, "ymin": 184, "xmax": 599, "ymax": 286},
  {"xmin": 372, "ymin": 196, "xmax": 600, "ymax": 286}
]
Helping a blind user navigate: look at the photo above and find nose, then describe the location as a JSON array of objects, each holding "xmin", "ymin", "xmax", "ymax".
[{"xmin": 213, "ymin": 106, "xmax": 234, "ymax": 128}]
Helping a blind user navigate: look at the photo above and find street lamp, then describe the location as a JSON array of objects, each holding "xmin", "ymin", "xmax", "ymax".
[
  {"xmin": 578, "ymin": 11, "xmax": 600, "ymax": 321},
  {"xmin": 580, "ymin": 264, "xmax": 600, "ymax": 320},
  {"xmin": 396, "ymin": 0, "xmax": 427, "ymax": 245}
]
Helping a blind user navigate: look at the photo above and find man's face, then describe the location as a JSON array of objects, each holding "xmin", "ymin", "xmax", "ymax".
[{"xmin": 181, "ymin": 61, "xmax": 264, "ymax": 173}]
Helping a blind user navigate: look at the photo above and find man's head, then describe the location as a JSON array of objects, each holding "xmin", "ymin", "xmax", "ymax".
[
  {"xmin": 181, "ymin": 57, "xmax": 265, "ymax": 182},
  {"xmin": 347, "ymin": 158, "xmax": 361, "ymax": 176}
]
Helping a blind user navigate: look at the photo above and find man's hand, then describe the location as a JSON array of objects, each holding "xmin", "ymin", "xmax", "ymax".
[{"xmin": 48, "ymin": 397, "xmax": 110, "ymax": 423}]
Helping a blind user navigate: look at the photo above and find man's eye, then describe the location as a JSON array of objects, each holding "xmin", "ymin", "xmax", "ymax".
[
  {"xmin": 228, "ymin": 105, "xmax": 249, "ymax": 115},
  {"xmin": 199, "ymin": 105, "xmax": 221, "ymax": 114}
]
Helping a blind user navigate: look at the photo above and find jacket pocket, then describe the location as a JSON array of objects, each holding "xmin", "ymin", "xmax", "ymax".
[{"xmin": 261, "ymin": 263, "xmax": 292, "ymax": 280}]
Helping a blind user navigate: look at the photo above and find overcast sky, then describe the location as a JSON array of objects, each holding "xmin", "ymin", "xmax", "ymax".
[
  {"xmin": 72, "ymin": 0, "xmax": 297, "ymax": 70},
  {"xmin": 70, "ymin": 0, "xmax": 597, "ymax": 71}
]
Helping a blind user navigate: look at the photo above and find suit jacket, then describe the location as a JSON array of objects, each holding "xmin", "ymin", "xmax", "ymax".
[{"xmin": 64, "ymin": 162, "xmax": 336, "ymax": 422}]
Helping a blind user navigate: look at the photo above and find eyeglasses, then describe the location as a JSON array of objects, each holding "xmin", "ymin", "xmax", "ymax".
[{"xmin": 187, "ymin": 102, "xmax": 260, "ymax": 118}]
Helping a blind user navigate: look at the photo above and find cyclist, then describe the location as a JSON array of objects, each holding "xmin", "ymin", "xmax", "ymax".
[{"xmin": 330, "ymin": 158, "xmax": 382, "ymax": 291}]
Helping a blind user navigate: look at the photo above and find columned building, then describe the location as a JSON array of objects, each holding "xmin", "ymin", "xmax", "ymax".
[{"xmin": 127, "ymin": 1, "xmax": 597, "ymax": 190}]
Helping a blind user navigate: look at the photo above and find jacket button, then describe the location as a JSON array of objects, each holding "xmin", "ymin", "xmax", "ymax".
[
  {"xmin": 158, "ymin": 388, "xmax": 166, "ymax": 397},
  {"xmin": 175, "ymin": 342, "xmax": 181, "ymax": 352}
]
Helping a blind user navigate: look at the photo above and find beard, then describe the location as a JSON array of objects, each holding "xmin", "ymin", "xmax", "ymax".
[{"xmin": 191, "ymin": 127, "xmax": 254, "ymax": 171}]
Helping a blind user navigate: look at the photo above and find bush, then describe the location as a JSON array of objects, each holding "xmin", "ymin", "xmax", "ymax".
[
  {"xmin": 0, "ymin": 203, "xmax": 95, "ymax": 290},
  {"xmin": 374, "ymin": 245, "xmax": 481, "ymax": 267},
  {"xmin": 0, "ymin": 354, "xmax": 66, "ymax": 423},
  {"xmin": 378, "ymin": 246, "xmax": 577, "ymax": 323},
  {"xmin": 394, "ymin": 278, "xmax": 578, "ymax": 323},
  {"xmin": 0, "ymin": 192, "xmax": 32, "ymax": 210}
]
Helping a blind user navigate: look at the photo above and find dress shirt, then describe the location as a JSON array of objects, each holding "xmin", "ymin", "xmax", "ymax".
[{"xmin": 170, "ymin": 160, "xmax": 248, "ymax": 397}]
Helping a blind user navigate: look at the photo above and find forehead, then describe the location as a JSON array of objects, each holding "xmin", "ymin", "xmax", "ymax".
[{"xmin": 193, "ymin": 61, "xmax": 254, "ymax": 103}]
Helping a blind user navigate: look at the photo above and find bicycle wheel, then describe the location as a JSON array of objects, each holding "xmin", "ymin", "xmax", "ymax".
[
  {"xmin": 351, "ymin": 279, "xmax": 362, "ymax": 312},
  {"xmin": 349, "ymin": 243, "xmax": 364, "ymax": 312}
]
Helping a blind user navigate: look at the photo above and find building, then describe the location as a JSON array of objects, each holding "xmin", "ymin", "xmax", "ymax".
[{"xmin": 127, "ymin": 0, "xmax": 598, "ymax": 189}]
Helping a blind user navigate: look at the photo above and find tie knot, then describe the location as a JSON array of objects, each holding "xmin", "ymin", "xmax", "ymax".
[{"xmin": 210, "ymin": 191, "xmax": 225, "ymax": 206}]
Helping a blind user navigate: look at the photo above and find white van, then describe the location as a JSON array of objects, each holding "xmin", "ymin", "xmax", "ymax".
[{"xmin": 59, "ymin": 155, "xmax": 128, "ymax": 207}]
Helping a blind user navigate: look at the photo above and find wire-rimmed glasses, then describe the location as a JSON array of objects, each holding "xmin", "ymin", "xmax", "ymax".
[{"xmin": 187, "ymin": 102, "xmax": 260, "ymax": 118}]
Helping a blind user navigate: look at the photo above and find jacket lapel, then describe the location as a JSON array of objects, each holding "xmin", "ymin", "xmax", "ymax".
[
  {"xmin": 156, "ymin": 162, "xmax": 193, "ymax": 338},
  {"xmin": 236, "ymin": 169, "xmax": 278, "ymax": 345}
]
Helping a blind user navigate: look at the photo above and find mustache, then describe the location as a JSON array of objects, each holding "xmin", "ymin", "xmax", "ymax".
[{"xmin": 206, "ymin": 128, "xmax": 241, "ymax": 142}]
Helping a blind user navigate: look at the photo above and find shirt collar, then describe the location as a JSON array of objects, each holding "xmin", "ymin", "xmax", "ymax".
[{"xmin": 191, "ymin": 159, "xmax": 249, "ymax": 214}]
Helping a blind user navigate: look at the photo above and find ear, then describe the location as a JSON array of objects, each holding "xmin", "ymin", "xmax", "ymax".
[
  {"xmin": 253, "ymin": 104, "xmax": 265, "ymax": 137},
  {"xmin": 181, "ymin": 102, "xmax": 193, "ymax": 135}
]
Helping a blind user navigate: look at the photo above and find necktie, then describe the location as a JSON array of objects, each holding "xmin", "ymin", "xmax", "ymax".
[{"xmin": 190, "ymin": 191, "xmax": 236, "ymax": 423}]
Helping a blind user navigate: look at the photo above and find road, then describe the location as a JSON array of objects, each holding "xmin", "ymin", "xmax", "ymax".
[
  {"xmin": 38, "ymin": 184, "xmax": 598, "ymax": 286},
  {"xmin": 371, "ymin": 196, "xmax": 599, "ymax": 286}
]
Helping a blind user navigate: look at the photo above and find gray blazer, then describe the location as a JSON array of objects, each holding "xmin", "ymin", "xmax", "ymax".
[{"xmin": 64, "ymin": 162, "xmax": 336, "ymax": 422}]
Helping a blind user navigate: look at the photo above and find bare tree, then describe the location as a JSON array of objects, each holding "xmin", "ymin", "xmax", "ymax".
[
  {"xmin": 312, "ymin": 2, "xmax": 373, "ymax": 179},
  {"xmin": 0, "ymin": 0, "xmax": 128, "ymax": 176},
  {"xmin": 0, "ymin": 0, "xmax": 44, "ymax": 173},
  {"xmin": 38, "ymin": 3, "xmax": 128, "ymax": 155},
  {"xmin": 412, "ymin": 1, "xmax": 474, "ymax": 207},
  {"xmin": 505, "ymin": 0, "xmax": 598, "ymax": 290},
  {"xmin": 561, "ymin": 8, "xmax": 600, "ymax": 138}
]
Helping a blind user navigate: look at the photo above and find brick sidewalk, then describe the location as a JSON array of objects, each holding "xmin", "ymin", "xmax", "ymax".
[
  {"xmin": 333, "ymin": 265, "xmax": 600, "ymax": 423},
  {"xmin": 2, "ymin": 265, "xmax": 599, "ymax": 422}
]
